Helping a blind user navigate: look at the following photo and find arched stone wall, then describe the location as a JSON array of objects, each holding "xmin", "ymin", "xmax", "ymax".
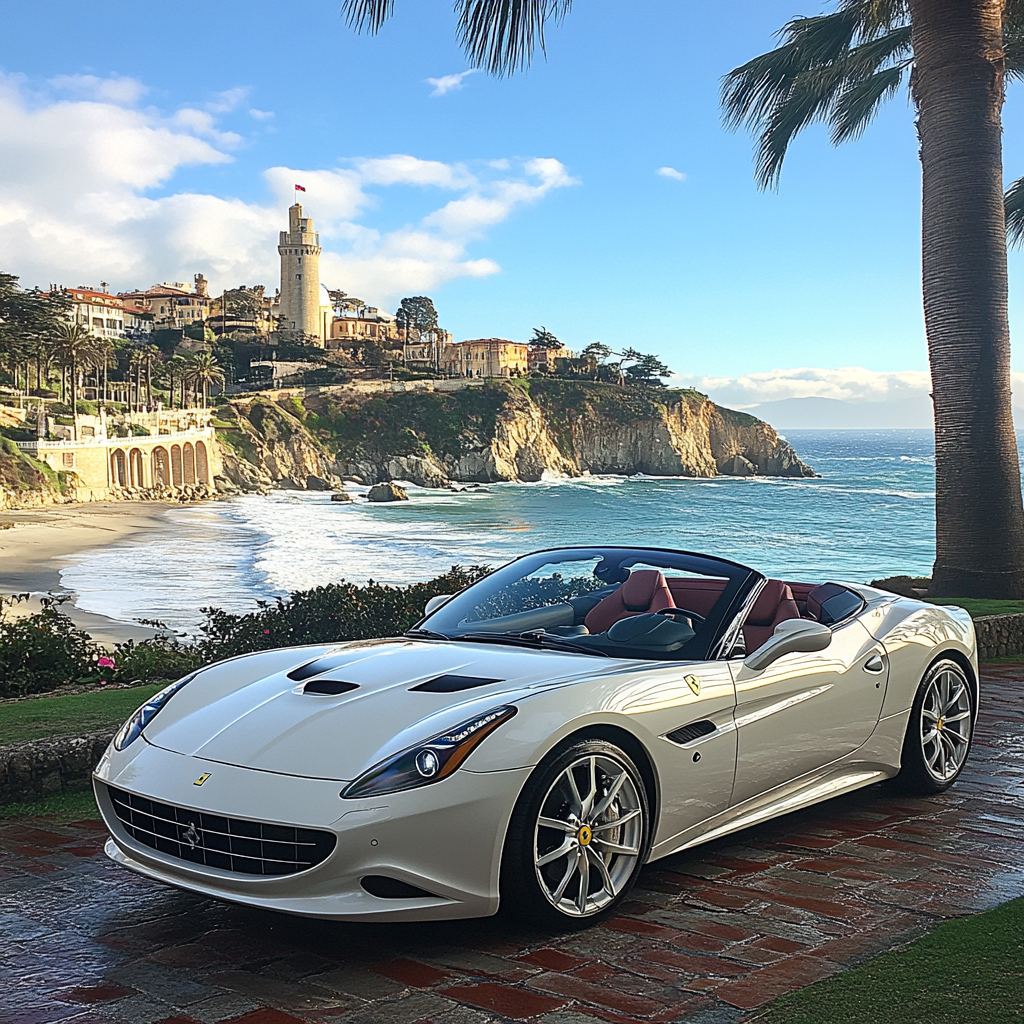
[
  {"xmin": 171, "ymin": 445, "xmax": 183, "ymax": 487},
  {"xmin": 129, "ymin": 448, "xmax": 144, "ymax": 488},
  {"xmin": 195, "ymin": 441, "xmax": 209, "ymax": 485},
  {"xmin": 183, "ymin": 443, "xmax": 196, "ymax": 486},
  {"xmin": 111, "ymin": 449, "xmax": 127, "ymax": 488},
  {"xmin": 152, "ymin": 446, "xmax": 170, "ymax": 488}
]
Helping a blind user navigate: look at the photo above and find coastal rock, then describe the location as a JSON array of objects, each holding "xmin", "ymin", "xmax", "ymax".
[
  {"xmin": 330, "ymin": 491, "xmax": 353, "ymax": 502},
  {"xmin": 709, "ymin": 409, "xmax": 817, "ymax": 478},
  {"xmin": 367, "ymin": 482, "xmax": 409, "ymax": 502},
  {"xmin": 720, "ymin": 454, "xmax": 757, "ymax": 477},
  {"xmin": 305, "ymin": 474, "xmax": 331, "ymax": 491}
]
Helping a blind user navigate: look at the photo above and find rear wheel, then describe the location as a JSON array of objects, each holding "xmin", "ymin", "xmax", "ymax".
[
  {"xmin": 501, "ymin": 739, "xmax": 650, "ymax": 928},
  {"xmin": 895, "ymin": 659, "xmax": 974, "ymax": 794}
]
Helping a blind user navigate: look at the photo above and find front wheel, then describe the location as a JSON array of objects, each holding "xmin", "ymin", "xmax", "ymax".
[
  {"xmin": 500, "ymin": 738, "xmax": 650, "ymax": 929},
  {"xmin": 894, "ymin": 659, "xmax": 974, "ymax": 794}
]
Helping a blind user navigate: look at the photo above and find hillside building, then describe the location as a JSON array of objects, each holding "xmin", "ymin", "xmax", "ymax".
[
  {"xmin": 278, "ymin": 204, "xmax": 323, "ymax": 344},
  {"xmin": 442, "ymin": 338, "xmax": 528, "ymax": 378},
  {"xmin": 119, "ymin": 275, "xmax": 212, "ymax": 329}
]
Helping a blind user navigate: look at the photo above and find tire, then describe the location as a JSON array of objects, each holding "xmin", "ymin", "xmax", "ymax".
[
  {"xmin": 894, "ymin": 658, "xmax": 975, "ymax": 794},
  {"xmin": 500, "ymin": 738, "xmax": 650, "ymax": 929}
]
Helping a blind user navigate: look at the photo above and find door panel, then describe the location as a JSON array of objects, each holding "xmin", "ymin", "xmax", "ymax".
[
  {"xmin": 608, "ymin": 662, "xmax": 737, "ymax": 849},
  {"xmin": 729, "ymin": 620, "xmax": 887, "ymax": 805}
]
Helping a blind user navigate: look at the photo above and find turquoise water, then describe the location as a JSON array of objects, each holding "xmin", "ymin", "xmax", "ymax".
[{"xmin": 62, "ymin": 429, "xmax": 955, "ymax": 631}]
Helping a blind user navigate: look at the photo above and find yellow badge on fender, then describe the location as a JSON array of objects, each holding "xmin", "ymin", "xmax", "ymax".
[
  {"xmin": 193, "ymin": 773, "xmax": 211, "ymax": 786},
  {"xmin": 685, "ymin": 674, "xmax": 701, "ymax": 696}
]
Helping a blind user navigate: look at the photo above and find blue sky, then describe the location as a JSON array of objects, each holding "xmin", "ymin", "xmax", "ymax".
[{"xmin": 3, "ymin": 0, "xmax": 1024, "ymax": 412}]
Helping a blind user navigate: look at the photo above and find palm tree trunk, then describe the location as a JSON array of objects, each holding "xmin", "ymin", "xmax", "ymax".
[
  {"xmin": 70, "ymin": 353, "xmax": 78, "ymax": 441},
  {"xmin": 909, "ymin": 0, "xmax": 1024, "ymax": 597}
]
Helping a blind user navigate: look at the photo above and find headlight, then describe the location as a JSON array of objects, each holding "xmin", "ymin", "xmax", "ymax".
[
  {"xmin": 113, "ymin": 672, "xmax": 199, "ymax": 751},
  {"xmin": 340, "ymin": 705, "xmax": 517, "ymax": 799}
]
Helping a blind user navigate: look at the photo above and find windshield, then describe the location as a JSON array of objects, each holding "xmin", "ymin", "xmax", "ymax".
[{"xmin": 417, "ymin": 547, "xmax": 757, "ymax": 661}]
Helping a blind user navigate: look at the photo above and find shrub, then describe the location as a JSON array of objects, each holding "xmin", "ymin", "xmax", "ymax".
[{"xmin": 0, "ymin": 567, "xmax": 491, "ymax": 696}]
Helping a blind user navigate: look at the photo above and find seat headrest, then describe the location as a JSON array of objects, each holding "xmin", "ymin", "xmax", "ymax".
[
  {"xmin": 806, "ymin": 582, "xmax": 849, "ymax": 621},
  {"xmin": 748, "ymin": 579, "xmax": 793, "ymax": 625},
  {"xmin": 620, "ymin": 570, "xmax": 666, "ymax": 611}
]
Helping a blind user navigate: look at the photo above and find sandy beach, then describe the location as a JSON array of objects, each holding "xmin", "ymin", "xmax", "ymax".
[{"xmin": 0, "ymin": 502, "xmax": 175, "ymax": 644}]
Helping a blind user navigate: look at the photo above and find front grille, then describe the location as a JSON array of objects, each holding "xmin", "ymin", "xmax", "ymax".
[{"xmin": 106, "ymin": 785, "xmax": 336, "ymax": 876}]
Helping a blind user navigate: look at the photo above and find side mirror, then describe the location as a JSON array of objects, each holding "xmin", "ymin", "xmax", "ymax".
[
  {"xmin": 424, "ymin": 594, "xmax": 453, "ymax": 616},
  {"xmin": 743, "ymin": 620, "xmax": 832, "ymax": 672}
]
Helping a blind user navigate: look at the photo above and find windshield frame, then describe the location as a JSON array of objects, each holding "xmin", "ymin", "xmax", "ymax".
[{"xmin": 413, "ymin": 546, "xmax": 764, "ymax": 662}]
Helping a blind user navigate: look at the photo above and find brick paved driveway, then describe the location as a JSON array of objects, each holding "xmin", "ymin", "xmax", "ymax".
[{"xmin": 2, "ymin": 663, "xmax": 1023, "ymax": 1024}]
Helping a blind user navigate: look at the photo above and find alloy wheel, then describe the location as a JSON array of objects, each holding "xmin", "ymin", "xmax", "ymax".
[
  {"xmin": 532, "ymin": 753, "xmax": 644, "ymax": 918},
  {"xmin": 920, "ymin": 666, "xmax": 972, "ymax": 782}
]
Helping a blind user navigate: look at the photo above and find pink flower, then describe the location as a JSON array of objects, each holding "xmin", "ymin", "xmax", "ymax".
[
  {"xmin": 97, "ymin": 656, "xmax": 116, "ymax": 669},
  {"xmin": 98, "ymin": 679, "xmax": 107, "ymax": 686},
  {"xmin": 263, "ymin": 629, "xmax": 270, "ymax": 634}
]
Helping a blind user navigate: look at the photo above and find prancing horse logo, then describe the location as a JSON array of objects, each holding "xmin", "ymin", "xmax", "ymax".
[{"xmin": 182, "ymin": 822, "xmax": 201, "ymax": 850}]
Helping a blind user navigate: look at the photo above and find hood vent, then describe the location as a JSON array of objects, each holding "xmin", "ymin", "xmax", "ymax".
[
  {"xmin": 288, "ymin": 654, "xmax": 352, "ymax": 682},
  {"xmin": 411, "ymin": 674, "xmax": 503, "ymax": 693},
  {"xmin": 303, "ymin": 680, "xmax": 359, "ymax": 696}
]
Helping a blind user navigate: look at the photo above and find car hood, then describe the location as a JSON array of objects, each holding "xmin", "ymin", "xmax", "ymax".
[{"xmin": 143, "ymin": 639, "xmax": 620, "ymax": 781}]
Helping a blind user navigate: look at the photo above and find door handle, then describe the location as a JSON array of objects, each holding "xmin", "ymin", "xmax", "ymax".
[{"xmin": 864, "ymin": 653, "xmax": 885, "ymax": 674}]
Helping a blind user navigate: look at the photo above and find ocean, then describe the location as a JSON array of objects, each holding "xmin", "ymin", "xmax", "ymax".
[{"xmin": 60, "ymin": 429, "xmax": 962, "ymax": 632}]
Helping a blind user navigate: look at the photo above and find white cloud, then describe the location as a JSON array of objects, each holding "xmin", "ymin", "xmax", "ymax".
[
  {"xmin": 426, "ymin": 69, "xmax": 477, "ymax": 97},
  {"xmin": 206, "ymin": 86, "xmax": 248, "ymax": 113},
  {"xmin": 674, "ymin": 367, "xmax": 934, "ymax": 407},
  {"xmin": 249, "ymin": 108, "xmax": 274, "ymax": 121},
  {"xmin": 0, "ymin": 72, "xmax": 575, "ymax": 304},
  {"xmin": 49, "ymin": 74, "xmax": 147, "ymax": 104},
  {"xmin": 657, "ymin": 166, "xmax": 686, "ymax": 181}
]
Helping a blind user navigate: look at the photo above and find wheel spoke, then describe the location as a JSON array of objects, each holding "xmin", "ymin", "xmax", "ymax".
[
  {"xmin": 922, "ymin": 728, "xmax": 939, "ymax": 745},
  {"xmin": 592, "ymin": 808, "xmax": 642, "ymax": 832},
  {"xmin": 576, "ymin": 844, "xmax": 591, "ymax": 914},
  {"xmin": 563, "ymin": 766, "xmax": 584, "ymax": 816},
  {"xmin": 587, "ymin": 846, "xmax": 615, "ymax": 896},
  {"xmin": 580, "ymin": 757, "xmax": 598, "ymax": 818},
  {"xmin": 946, "ymin": 683, "xmax": 966, "ymax": 711},
  {"xmin": 591, "ymin": 771, "xmax": 627, "ymax": 820},
  {"xmin": 592, "ymin": 836, "xmax": 640, "ymax": 856},
  {"xmin": 538, "ymin": 816, "xmax": 576, "ymax": 834},
  {"xmin": 537, "ymin": 840, "xmax": 574, "ymax": 867},
  {"xmin": 551, "ymin": 850, "xmax": 579, "ymax": 903},
  {"xmin": 922, "ymin": 707, "xmax": 939, "ymax": 721}
]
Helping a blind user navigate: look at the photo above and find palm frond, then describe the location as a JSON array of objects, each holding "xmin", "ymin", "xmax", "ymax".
[
  {"xmin": 723, "ymin": 5, "xmax": 911, "ymax": 190},
  {"xmin": 341, "ymin": 0, "xmax": 394, "ymax": 34},
  {"xmin": 1006, "ymin": 175, "xmax": 1024, "ymax": 247},
  {"xmin": 830, "ymin": 63, "xmax": 908, "ymax": 143},
  {"xmin": 1005, "ymin": 6, "xmax": 1024, "ymax": 83},
  {"xmin": 455, "ymin": 0, "xmax": 572, "ymax": 77}
]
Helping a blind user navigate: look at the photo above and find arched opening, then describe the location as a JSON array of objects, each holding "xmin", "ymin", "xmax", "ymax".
[
  {"xmin": 183, "ymin": 442, "xmax": 196, "ymax": 486},
  {"xmin": 152, "ymin": 446, "xmax": 170, "ymax": 488},
  {"xmin": 111, "ymin": 449, "xmax": 127, "ymax": 488},
  {"xmin": 171, "ymin": 445, "xmax": 183, "ymax": 487},
  {"xmin": 195, "ymin": 441, "xmax": 209, "ymax": 485},
  {"xmin": 129, "ymin": 448, "xmax": 144, "ymax": 488}
]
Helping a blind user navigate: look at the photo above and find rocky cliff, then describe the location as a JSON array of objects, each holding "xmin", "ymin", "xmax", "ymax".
[{"xmin": 218, "ymin": 381, "xmax": 814, "ymax": 491}]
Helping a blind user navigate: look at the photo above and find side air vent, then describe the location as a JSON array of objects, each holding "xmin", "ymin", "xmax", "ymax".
[
  {"xmin": 303, "ymin": 680, "xmax": 359, "ymax": 696},
  {"xmin": 666, "ymin": 720, "xmax": 717, "ymax": 746},
  {"xmin": 410, "ymin": 674, "xmax": 502, "ymax": 693},
  {"xmin": 361, "ymin": 875, "xmax": 440, "ymax": 899},
  {"xmin": 288, "ymin": 654, "xmax": 351, "ymax": 681}
]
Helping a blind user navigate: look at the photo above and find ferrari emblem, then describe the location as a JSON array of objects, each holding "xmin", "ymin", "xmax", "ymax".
[
  {"xmin": 193, "ymin": 773, "xmax": 211, "ymax": 786},
  {"xmin": 685, "ymin": 674, "xmax": 701, "ymax": 696},
  {"xmin": 577, "ymin": 825, "xmax": 593, "ymax": 847},
  {"xmin": 182, "ymin": 822, "xmax": 201, "ymax": 850}
]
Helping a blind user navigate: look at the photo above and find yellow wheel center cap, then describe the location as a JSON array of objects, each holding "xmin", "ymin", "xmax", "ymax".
[
  {"xmin": 936, "ymin": 718, "xmax": 944, "ymax": 730},
  {"xmin": 577, "ymin": 825, "xmax": 593, "ymax": 846}
]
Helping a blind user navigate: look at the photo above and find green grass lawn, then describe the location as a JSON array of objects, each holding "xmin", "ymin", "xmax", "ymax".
[
  {"xmin": 763, "ymin": 897, "xmax": 1024, "ymax": 1024},
  {"xmin": 0, "ymin": 788, "xmax": 100, "ymax": 821},
  {"xmin": 0, "ymin": 685, "xmax": 161, "ymax": 745},
  {"xmin": 925, "ymin": 597, "xmax": 1024, "ymax": 617}
]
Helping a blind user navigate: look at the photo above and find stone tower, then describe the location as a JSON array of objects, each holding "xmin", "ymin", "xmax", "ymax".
[{"xmin": 278, "ymin": 204, "xmax": 322, "ymax": 343}]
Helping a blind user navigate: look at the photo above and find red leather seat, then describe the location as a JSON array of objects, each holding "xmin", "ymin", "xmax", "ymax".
[
  {"xmin": 585, "ymin": 570, "xmax": 675, "ymax": 634},
  {"xmin": 742, "ymin": 580, "xmax": 801, "ymax": 652}
]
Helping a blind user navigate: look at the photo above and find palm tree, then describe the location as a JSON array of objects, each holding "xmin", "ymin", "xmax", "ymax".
[
  {"xmin": 185, "ymin": 351, "xmax": 226, "ymax": 408},
  {"xmin": 50, "ymin": 322, "xmax": 96, "ymax": 440},
  {"xmin": 721, "ymin": 1, "xmax": 1024, "ymax": 597},
  {"xmin": 158, "ymin": 355, "xmax": 189, "ymax": 409},
  {"xmin": 342, "ymin": 1, "xmax": 1024, "ymax": 597}
]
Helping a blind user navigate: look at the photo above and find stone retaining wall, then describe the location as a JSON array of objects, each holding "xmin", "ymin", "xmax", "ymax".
[
  {"xmin": 975, "ymin": 613, "xmax": 1024, "ymax": 661},
  {"xmin": 0, "ymin": 729, "xmax": 114, "ymax": 806}
]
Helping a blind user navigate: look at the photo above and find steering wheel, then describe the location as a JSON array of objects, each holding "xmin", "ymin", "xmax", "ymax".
[{"xmin": 657, "ymin": 607, "xmax": 706, "ymax": 627}]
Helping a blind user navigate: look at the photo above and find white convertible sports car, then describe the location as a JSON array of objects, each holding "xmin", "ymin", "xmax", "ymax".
[{"xmin": 95, "ymin": 546, "xmax": 977, "ymax": 927}]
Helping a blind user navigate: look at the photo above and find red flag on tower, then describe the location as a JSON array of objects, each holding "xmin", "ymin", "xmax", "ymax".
[{"xmin": 295, "ymin": 184, "xmax": 306, "ymax": 192}]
